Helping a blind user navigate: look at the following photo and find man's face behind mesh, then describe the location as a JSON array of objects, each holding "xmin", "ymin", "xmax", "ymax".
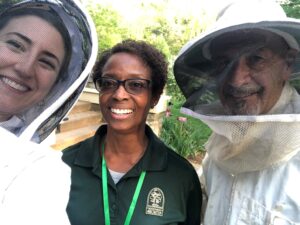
[{"xmin": 210, "ymin": 30, "xmax": 291, "ymax": 115}]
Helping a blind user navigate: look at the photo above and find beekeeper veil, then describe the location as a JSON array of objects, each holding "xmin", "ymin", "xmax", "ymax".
[
  {"xmin": 0, "ymin": 0, "xmax": 98, "ymax": 143},
  {"xmin": 174, "ymin": 0, "xmax": 300, "ymax": 174}
]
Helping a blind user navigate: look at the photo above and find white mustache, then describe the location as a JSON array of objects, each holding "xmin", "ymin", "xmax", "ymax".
[{"xmin": 224, "ymin": 84, "xmax": 263, "ymax": 98}]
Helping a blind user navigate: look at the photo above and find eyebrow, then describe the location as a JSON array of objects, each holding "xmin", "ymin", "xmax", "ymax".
[
  {"xmin": 7, "ymin": 32, "xmax": 62, "ymax": 66},
  {"xmin": 103, "ymin": 72, "xmax": 148, "ymax": 78}
]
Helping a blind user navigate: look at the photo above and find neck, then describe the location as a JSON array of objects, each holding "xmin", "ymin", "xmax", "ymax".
[{"xmin": 103, "ymin": 127, "xmax": 148, "ymax": 173}]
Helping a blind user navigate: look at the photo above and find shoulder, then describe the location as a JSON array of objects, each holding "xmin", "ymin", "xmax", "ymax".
[
  {"xmin": 147, "ymin": 125, "xmax": 197, "ymax": 171},
  {"xmin": 0, "ymin": 145, "xmax": 71, "ymax": 225},
  {"xmin": 148, "ymin": 127, "xmax": 199, "ymax": 180},
  {"xmin": 167, "ymin": 149, "xmax": 201, "ymax": 188},
  {"xmin": 62, "ymin": 135, "xmax": 95, "ymax": 165},
  {"xmin": 166, "ymin": 147, "xmax": 196, "ymax": 172},
  {"xmin": 162, "ymin": 147, "xmax": 202, "ymax": 197}
]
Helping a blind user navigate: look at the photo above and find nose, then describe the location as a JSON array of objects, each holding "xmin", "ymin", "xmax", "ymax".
[
  {"xmin": 112, "ymin": 84, "xmax": 130, "ymax": 100},
  {"xmin": 14, "ymin": 55, "xmax": 35, "ymax": 79},
  {"xmin": 229, "ymin": 57, "xmax": 252, "ymax": 86}
]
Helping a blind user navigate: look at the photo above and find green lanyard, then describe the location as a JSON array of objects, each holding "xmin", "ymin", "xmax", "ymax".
[{"xmin": 101, "ymin": 143, "xmax": 146, "ymax": 225}]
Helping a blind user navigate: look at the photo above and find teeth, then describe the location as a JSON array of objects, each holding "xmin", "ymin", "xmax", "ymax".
[
  {"xmin": 2, "ymin": 77, "xmax": 28, "ymax": 91},
  {"xmin": 111, "ymin": 108, "xmax": 133, "ymax": 114}
]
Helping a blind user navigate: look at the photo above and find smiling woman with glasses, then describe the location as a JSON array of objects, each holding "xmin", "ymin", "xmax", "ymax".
[{"xmin": 62, "ymin": 39, "xmax": 202, "ymax": 225}]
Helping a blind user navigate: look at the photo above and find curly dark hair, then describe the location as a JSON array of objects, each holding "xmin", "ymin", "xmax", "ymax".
[{"xmin": 93, "ymin": 39, "xmax": 168, "ymax": 99}]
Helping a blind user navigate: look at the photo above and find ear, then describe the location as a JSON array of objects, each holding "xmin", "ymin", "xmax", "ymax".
[
  {"xmin": 285, "ymin": 49, "xmax": 298, "ymax": 67},
  {"xmin": 283, "ymin": 49, "xmax": 298, "ymax": 80},
  {"xmin": 150, "ymin": 96, "xmax": 160, "ymax": 109}
]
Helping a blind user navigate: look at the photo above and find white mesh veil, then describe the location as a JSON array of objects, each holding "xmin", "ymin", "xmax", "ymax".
[
  {"xmin": 181, "ymin": 83, "xmax": 300, "ymax": 174},
  {"xmin": 174, "ymin": 0, "xmax": 300, "ymax": 174},
  {"xmin": 0, "ymin": 0, "xmax": 98, "ymax": 142}
]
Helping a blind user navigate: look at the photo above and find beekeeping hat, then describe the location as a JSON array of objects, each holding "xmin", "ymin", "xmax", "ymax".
[
  {"xmin": 173, "ymin": 0, "xmax": 300, "ymax": 174},
  {"xmin": 174, "ymin": 0, "xmax": 300, "ymax": 110}
]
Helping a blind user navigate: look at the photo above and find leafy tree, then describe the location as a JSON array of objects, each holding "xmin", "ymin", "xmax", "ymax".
[
  {"xmin": 281, "ymin": 0, "xmax": 300, "ymax": 18},
  {"xmin": 86, "ymin": 3, "xmax": 132, "ymax": 52},
  {"xmin": 134, "ymin": 1, "xmax": 206, "ymax": 100}
]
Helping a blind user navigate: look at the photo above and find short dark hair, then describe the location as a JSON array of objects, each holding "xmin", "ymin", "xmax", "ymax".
[
  {"xmin": 0, "ymin": 7, "xmax": 72, "ymax": 81},
  {"xmin": 93, "ymin": 39, "xmax": 168, "ymax": 99}
]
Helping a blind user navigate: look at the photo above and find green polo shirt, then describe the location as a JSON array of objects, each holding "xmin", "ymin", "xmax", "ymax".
[{"xmin": 62, "ymin": 125, "xmax": 201, "ymax": 225}]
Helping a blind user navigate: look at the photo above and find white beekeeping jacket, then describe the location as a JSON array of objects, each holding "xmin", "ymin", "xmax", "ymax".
[
  {"xmin": 0, "ymin": 127, "xmax": 71, "ymax": 224},
  {"xmin": 202, "ymin": 150, "xmax": 300, "ymax": 225},
  {"xmin": 0, "ymin": 0, "xmax": 98, "ymax": 224}
]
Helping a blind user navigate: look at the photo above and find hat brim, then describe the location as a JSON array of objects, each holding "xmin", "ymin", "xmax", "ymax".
[{"xmin": 174, "ymin": 20, "xmax": 300, "ymax": 99}]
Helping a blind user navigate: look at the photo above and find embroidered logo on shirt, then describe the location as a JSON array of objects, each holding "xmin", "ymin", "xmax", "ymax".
[{"xmin": 145, "ymin": 187, "xmax": 165, "ymax": 216}]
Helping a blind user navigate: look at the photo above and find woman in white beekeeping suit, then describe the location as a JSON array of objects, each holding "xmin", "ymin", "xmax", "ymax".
[{"xmin": 0, "ymin": 0, "xmax": 98, "ymax": 224}]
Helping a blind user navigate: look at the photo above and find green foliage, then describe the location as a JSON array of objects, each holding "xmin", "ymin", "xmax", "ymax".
[
  {"xmin": 281, "ymin": 0, "xmax": 300, "ymax": 18},
  {"xmin": 166, "ymin": 59, "xmax": 186, "ymax": 102},
  {"xmin": 86, "ymin": 4, "xmax": 133, "ymax": 52},
  {"xmin": 136, "ymin": 1, "xmax": 206, "ymax": 101},
  {"xmin": 160, "ymin": 100, "xmax": 211, "ymax": 158}
]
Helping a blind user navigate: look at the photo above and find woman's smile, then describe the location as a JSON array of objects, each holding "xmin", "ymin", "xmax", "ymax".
[
  {"xmin": 0, "ymin": 75, "xmax": 29, "ymax": 92},
  {"xmin": 109, "ymin": 107, "xmax": 134, "ymax": 120}
]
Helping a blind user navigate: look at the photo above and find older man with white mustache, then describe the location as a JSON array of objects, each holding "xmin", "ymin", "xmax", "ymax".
[{"xmin": 174, "ymin": 0, "xmax": 300, "ymax": 224}]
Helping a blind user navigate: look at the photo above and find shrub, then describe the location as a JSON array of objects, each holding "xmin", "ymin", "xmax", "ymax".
[{"xmin": 159, "ymin": 100, "xmax": 211, "ymax": 158}]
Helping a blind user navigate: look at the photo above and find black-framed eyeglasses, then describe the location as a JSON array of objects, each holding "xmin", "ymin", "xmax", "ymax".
[{"xmin": 94, "ymin": 77, "xmax": 151, "ymax": 95}]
